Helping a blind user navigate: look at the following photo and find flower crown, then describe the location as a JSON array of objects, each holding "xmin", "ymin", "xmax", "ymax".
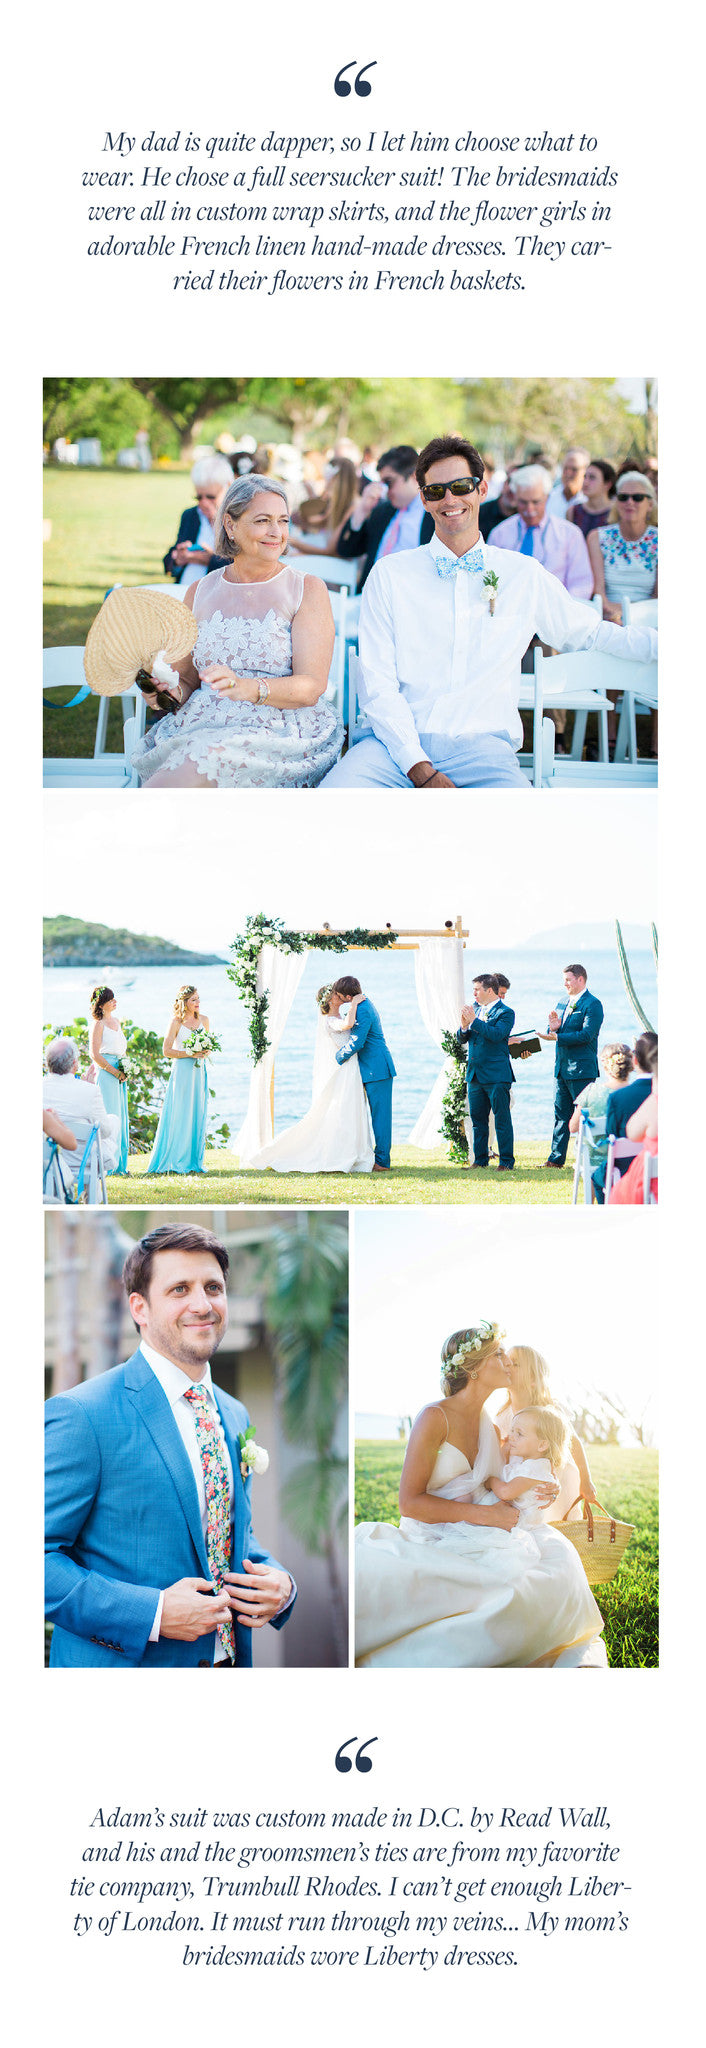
[
  {"xmin": 445, "ymin": 1320, "xmax": 505, "ymax": 1373},
  {"xmin": 318, "ymin": 983, "xmax": 336, "ymax": 1011}
]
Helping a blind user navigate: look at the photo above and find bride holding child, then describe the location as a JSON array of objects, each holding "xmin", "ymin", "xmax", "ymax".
[{"xmin": 355, "ymin": 1321, "xmax": 605, "ymax": 1668}]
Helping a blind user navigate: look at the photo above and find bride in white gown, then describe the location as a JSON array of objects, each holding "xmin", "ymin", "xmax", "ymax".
[
  {"xmin": 356, "ymin": 1322, "xmax": 605, "ymax": 1668},
  {"xmin": 249, "ymin": 987, "xmax": 375, "ymax": 1174}
]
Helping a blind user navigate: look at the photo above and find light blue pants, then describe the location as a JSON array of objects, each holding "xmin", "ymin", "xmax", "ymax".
[{"xmin": 319, "ymin": 731, "xmax": 529, "ymax": 790}]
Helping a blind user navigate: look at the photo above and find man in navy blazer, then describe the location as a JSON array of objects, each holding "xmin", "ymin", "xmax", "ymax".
[
  {"xmin": 592, "ymin": 1031, "xmax": 657, "ymax": 1201},
  {"xmin": 457, "ymin": 972, "xmax": 516, "ymax": 1171},
  {"xmin": 540, "ymin": 963, "xmax": 604, "ymax": 1167},
  {"xmin": 336, "ymin": 446, "xmax": 435, "ymax": 590},
  {"xmin": 45, "ymin": 1224, "xmax": 296, "ymax": 1668},
  {"xmin": 331, "ymin": 975, "xmax": 396, "ymax": 1170}
]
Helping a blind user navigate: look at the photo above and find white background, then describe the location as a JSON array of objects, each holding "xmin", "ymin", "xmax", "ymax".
[{"xmin": 8, "ymin": 2, "xmax": 699, "ymax": 2040}]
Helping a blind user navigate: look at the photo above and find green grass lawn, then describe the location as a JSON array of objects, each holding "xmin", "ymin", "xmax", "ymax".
[
  {"xmin": 108, "ymin": 1139, "xmax": 574, "ymax": 1207},
  {"xmin": 354, "ymin": 1440, "xmax": 658, "ymax": 1667},
  {"xmin": 43, "ymin": 467, "xmax": 190, "ymax": 756}
]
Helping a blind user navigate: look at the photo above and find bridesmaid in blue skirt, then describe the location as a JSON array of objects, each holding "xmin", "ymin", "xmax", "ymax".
[
  {"xmin": 148, "ymin": 984, "xmax": 210, "ymax": 1175},
  {"xmin": 89, "ymin": 985, "xmax": 130, "ymax": 1174}
]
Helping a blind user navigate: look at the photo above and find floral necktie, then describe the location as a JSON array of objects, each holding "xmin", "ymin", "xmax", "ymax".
[{"xmin": 183, "ymin": 1384, "xmax": 235, "ymax": 1663}]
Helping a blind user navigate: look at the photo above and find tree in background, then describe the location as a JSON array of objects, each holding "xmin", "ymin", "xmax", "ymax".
[{"xmin": 261, "ymin": 1214, "xmax": 348, "ymax": 1663}]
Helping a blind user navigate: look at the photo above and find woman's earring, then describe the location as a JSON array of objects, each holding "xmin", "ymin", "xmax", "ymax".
[{"xmin": 469, "ymin": 1366, "xmax": 479, "ymax": 1381}]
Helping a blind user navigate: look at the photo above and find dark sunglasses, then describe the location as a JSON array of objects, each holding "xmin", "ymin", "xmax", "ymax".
[
  {"xmin": 420, "ymin": 476, "xmax": 483, "ymax": 502},
  {"xmin": 616, "ymin": 491, "xmax": 650, "ymax": 504}
]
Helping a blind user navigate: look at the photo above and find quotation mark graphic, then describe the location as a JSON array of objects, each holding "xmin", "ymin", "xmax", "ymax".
[
  {"xmin": 335, "ymin": 1736, "xmax": 378, "ymax": 1773},
  {"xmin": 334, "ymin": 60, "xmax": 377, "ymax": 97}
]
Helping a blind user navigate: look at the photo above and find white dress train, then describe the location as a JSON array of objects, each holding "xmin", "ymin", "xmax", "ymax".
[
  {"xmin": 249, "ymin": 1014, "xmax": 375, "ymax": 1174},
  {"xmin": 355, "ymin": 1410, "xmax": 606, "ymax": 1668}
]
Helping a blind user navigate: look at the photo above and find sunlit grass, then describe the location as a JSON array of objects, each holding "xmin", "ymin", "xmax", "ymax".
[{"xmin": 109, "ymin": 1139, "xmax": 575, "ymax": 1207}]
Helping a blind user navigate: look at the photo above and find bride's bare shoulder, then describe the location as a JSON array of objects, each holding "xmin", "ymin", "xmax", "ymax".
[{"xmin": 409, "ymin": 1404, "xmax": 448, "ymax": 1446}]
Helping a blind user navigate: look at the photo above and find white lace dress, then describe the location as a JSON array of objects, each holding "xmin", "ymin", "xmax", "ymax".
[{"xmin": 132, "ymin": 565, "xmax": 343, "ymax": 788}]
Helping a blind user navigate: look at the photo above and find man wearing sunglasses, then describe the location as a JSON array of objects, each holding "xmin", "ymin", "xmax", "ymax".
[{"xmin": 320, "ymin": 433, "xmax": 658, "ymax": 790}]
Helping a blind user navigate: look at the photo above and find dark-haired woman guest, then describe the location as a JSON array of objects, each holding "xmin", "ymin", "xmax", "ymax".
[
  {"xmin": 566, "ymin": 459, "xmax": 616, "ymax": 539},
  {"xmin": 89, "ymin": 986, "xmax": 129, "ymax": 1175}
]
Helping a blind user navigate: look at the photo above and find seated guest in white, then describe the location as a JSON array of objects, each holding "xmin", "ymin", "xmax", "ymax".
[
  {"xmin": 546, "ymin": 447, "xmax": 590, "ymax": 522},
  {"xmin": 320, "ymin": 436, "xmax": 658, "ymax": 791},
  {"xmin": 43, "ymin": 1037, "xmax": 120, "ymax": 1174},
  {"xmin": 492, "ymin": 466, "xmax": 593, "ymax": 598}
]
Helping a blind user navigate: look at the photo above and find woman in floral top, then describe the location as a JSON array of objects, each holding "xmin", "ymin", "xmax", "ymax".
[
  {"xmin": 587, "ymin": 471, "xmax": 658, "ymax": 623},
  {"xmin": 587, "ymin": 470, "xmax": 658, "ymax": 750}
]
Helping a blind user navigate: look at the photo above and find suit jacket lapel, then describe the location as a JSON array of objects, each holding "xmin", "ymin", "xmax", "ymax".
[{"xmin": 123, "ymin": 1350, "xmax": 209, "ymax": 1576}]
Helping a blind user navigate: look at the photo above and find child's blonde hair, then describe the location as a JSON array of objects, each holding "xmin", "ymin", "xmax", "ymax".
[{"xmin": 513, "ymin": 1404, "xmax": 571, "ymax": 1474}]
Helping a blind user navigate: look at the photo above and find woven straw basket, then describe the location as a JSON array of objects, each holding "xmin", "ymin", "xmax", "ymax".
[{"xmin": 551, "ymin": 1495, "xmax": 634, "ymax": 1586}]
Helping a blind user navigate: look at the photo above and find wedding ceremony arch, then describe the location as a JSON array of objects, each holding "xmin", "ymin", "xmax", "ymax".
[{"xmin": 227, "ymin": 913, "xmax": 470, "ymax": 1165}]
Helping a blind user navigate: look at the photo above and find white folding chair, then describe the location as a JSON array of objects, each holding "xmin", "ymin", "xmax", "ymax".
[
  {"xmin": 286, "ymin": 553, "xmax": 359, "ymax": 593},
  {"xmin": 526, "ymin": 645, "xmax": 612, "ymax": 772},
  {"xmin": 50, "ymin": 1118, "xmax": 109, "ymax": 1204},
  {"xmin": 643, "ymin": 1151, "xmax": 658, "ymax": 1205},
  {"xmin": 323, "ymin": 588, "xmax": 348, "ymax": 722},
  {"xmin": 603, "ymin": 1134, "xmax": 641, "ymax": 1203},
  {"xmin": 346, "ymin": 649, "xmax": 374, "ymax": 750},
  {"xmin": 43, "ymin": 1139, "xmax": 69, "ymax": 1204},
  {"xmin": 612, "ymin": 599, "xmax": 659, "ymax": 763},
  {"xmin": 571, "ymin": 1109, "xmax": 605, "ymax": 1206}
]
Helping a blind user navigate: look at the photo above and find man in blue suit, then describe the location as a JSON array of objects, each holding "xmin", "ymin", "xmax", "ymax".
[
  {"xmin": 457, "ymin": 972, "xmax": 516, "ymax": 1171},
  {"xmin": 331, "ymin": 975, "xmax": 396, "ymax": 1171},
  {"xmin": 592, "ymin": 1031, "xmax": 657, "ymax": 1202},
  {"xmin": 45, "ymin": 1224, "xmax": 296, "ymax": 1668},
  {"xmin": 540, "ymin": 963, "xmax": 605, "ymax": 1167}
]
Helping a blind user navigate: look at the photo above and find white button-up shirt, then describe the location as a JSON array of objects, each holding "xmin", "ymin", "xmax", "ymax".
[
  {"xmin": 357, "ymin": 532, "xmax": 658, "ymax": 775},
  {"xmin": 140, "ymin": 1344, "xmax": 234, "ymax": 1653}
]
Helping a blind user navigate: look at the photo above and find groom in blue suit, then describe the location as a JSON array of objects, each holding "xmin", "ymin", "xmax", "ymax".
[
  {"xmin": 540, "ymin": 963, "xmax": 605, "ymax": 1167},
  {"xmin": 331, "ymin": 975, "xmax": 396, "ymax": 1170},
  {"xmin": 457, "ymin": 972, "xmax": 516, "ymax": 1171},
  {"xmin": 45, "ymin": 1224, "xmax": 296, "ymax": 1668}
]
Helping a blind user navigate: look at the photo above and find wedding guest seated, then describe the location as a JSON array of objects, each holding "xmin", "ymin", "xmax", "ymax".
[
  {"xmin": 336, "ymin": 446, "xmax": 434, "ymax": 590},
  {"xmin": 492, "ymin": 466, "xmax": 593, "ymax": 598},
  {"xmin": 608, "ymin": 1047, "xmax": 658, "ymax": 1205},
  {"xmin": 568, "ymin": 1042, "xmax": 634, "ymax": 1193},
  {"xmin": 566, "ymin": 459, "xmax": 617, "ymax": 538},
  {"xmin": 320, "ymin": 436, "xmax": 657, "ymax": 791},
  {"xmin": 546, "ymin": 447, "xmax": 590, "ymax": 521},
  {"xmin": 288, "ymin": 457, "xmax": 358, "ymax": 557},
  {"xmin": 587, "ymin": 470, "xmax": 658, "ymax": 752},
  {"xmin": 592, "ymin": 1030, "xmax": 657, "ymax": 1202},
  {"xmin": 43, "ymin": 1038, "xmax": 120, "ymax": 1174},
  {"xmin": 163, "ymin": 456, "xmax": 233, "ymax": 586}
]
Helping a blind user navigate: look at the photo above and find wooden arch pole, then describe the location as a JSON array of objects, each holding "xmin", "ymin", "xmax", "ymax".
[{"xmin": 269, "ymin": 918, "xmax": 468, "ymax": 1127}]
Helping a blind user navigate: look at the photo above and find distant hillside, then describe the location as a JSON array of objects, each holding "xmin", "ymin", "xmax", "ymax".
[{"xmin": 43, "ymin": 916, "xmax": 226, "ymax": 967}]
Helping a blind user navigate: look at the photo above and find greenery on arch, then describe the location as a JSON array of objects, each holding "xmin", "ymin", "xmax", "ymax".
[{"xmin": 227, "ymin": 914, "xmax": 399, "ymax": 1066}]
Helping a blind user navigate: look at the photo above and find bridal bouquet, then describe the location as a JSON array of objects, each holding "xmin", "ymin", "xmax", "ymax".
[
  {"xmin": 183, "ymin": 1027, "xmax": 222, "ymax": 1057},
  {"xmin": 111, "ymin": 1056, "xmax": 133, "ymax": 1079}
]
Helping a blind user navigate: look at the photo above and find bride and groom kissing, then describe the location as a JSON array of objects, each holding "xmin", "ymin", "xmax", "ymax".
[{"xmin": 251, "ymin": 977, "xmax": 395, "ymax": 1177}]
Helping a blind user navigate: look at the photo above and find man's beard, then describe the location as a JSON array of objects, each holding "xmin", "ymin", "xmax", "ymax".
[{"xmin": 148, "ymin": 1316, "xmax": 225, "ymax": 1370}]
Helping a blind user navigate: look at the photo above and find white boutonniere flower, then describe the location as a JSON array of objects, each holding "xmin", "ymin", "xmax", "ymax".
[
  {"xmin": 483, "ymin": 571, "xmax": 500, "ymax": 616},
  {"xmin": 238, "ymin": 1425, "xmax": 269, "ymax": 1478}
]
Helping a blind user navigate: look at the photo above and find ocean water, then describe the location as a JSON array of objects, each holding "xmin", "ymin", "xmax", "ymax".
[{"xmin": 43, "ymin": 944, "xmax": 657, "ymax": 1146}]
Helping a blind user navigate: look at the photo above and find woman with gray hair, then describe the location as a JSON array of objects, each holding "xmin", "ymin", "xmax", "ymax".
[
  {"xmin": 163, "ymin": 454, "xmax": 234, "ymax": 587},
  {"xmin": 133, "ymin": 475, "xmax": 342, "ymax": 787}
]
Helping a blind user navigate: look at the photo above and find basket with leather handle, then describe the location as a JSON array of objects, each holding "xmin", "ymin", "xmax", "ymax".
[{"xmin": 550, "ymin": 1495, "xmax": 634, "ymax": 1585}]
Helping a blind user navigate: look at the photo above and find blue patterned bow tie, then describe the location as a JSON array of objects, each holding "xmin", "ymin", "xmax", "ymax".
[{"xmin": 434, "ymin": 541, "xmax": 485, "ymax": 579}]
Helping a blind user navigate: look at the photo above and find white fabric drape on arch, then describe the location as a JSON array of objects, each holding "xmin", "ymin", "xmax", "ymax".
[
  {"xmin": 235, "ymin": 944, "xmax": 308, "ymax": 1164},
  {"xmin": 407, "ymin": 936, "xmax": 468, "ymax": 1149}
]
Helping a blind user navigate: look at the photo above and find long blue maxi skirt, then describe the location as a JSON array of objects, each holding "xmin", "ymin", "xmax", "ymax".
[
  {"xmin": 97, "ymin": 1065, "xmax": 129, "ymax": 1174},
  {"xmin": 147, "ymin": 1057, "xmax": 208, "ymax": 1175}
]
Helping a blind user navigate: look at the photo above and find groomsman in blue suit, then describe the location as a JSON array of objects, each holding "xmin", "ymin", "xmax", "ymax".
[
  {"xmin": 45, "ymin": 1225, "xmax": 296, "ymax": 1668},
  {"xmin": 540, "ymin": 963, "xmax": 604, "ymax": 1167},
  {"xmin": 331, "ymin": 975, "xmax": 396, "ymax": 1171},
  {"xmin": 457, "ymin": 972, "xmax": 516, "ymax": 1171}
]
